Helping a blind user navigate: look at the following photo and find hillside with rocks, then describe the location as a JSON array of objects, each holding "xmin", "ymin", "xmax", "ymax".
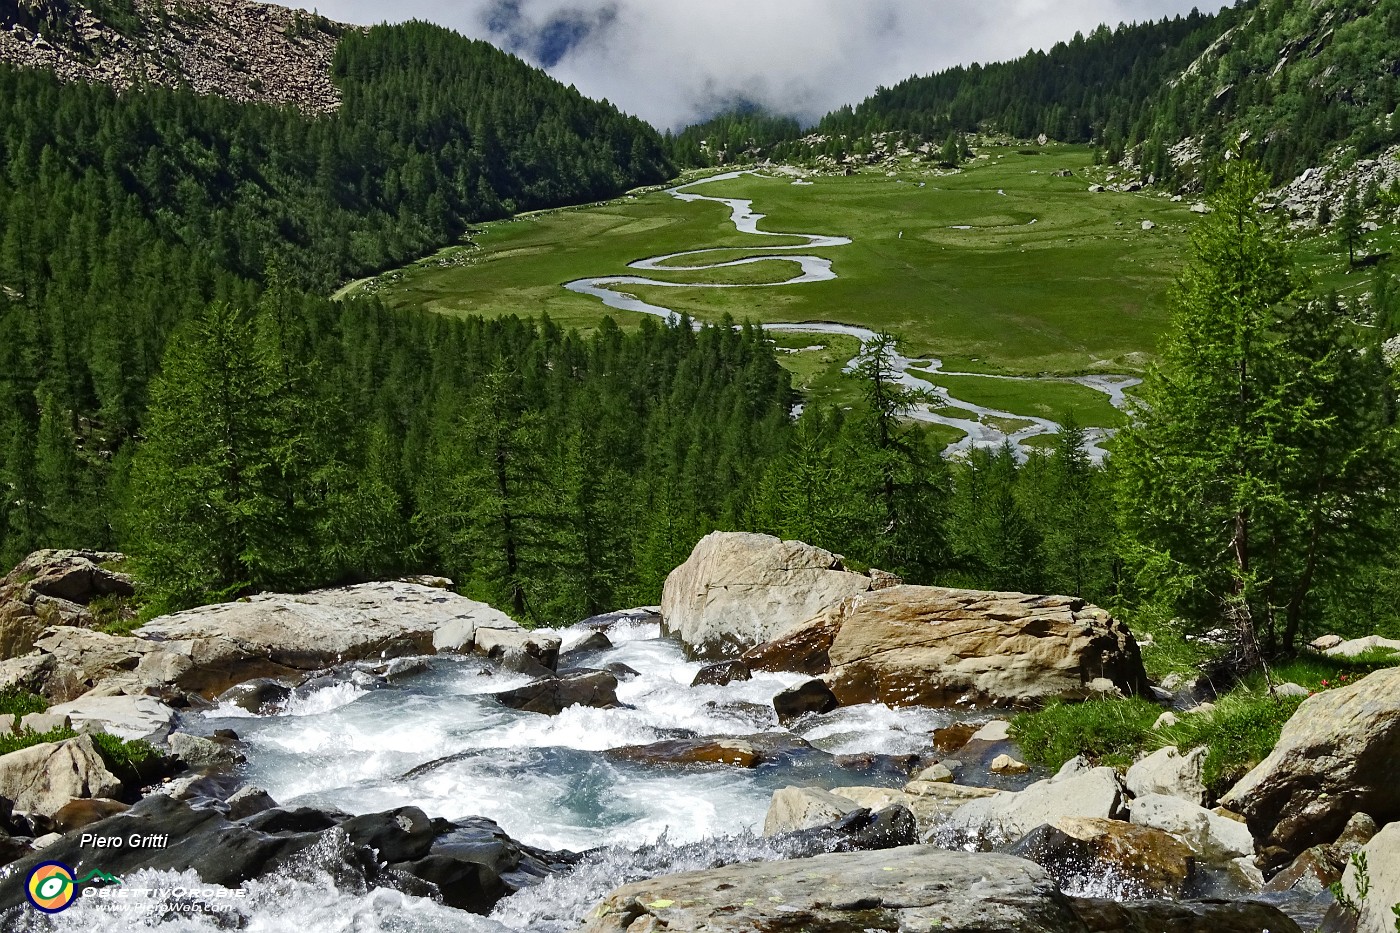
[{"xmin": 0, "ymin": 0, "xmax": 349, "ymax": 111}]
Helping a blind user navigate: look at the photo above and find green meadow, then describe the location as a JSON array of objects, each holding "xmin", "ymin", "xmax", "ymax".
[{"xmin": 358, "ymin": 146, "xmax": 1198, "ymax": 378}]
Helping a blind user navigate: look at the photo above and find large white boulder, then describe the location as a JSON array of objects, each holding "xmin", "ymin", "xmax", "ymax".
[
  {"xmin": 0, "ymin": 735, "xmax": 122, "ymax": 818},
  {"xmin": 661, "ymin": 532, "xmax": 876, "ymax": 659},
  {"xmin": 946, "ymin": 757, "xmax": 1127, "ymax": 842}
]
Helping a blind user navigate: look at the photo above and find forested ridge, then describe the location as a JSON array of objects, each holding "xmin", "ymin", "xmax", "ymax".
[
  {"xmin": 0, "ymin": 16, "xmax": 675, "ymax": 608},
  {"xmin": 669, "ymin": 0, "xmax": 1400, "ymax": 192}
]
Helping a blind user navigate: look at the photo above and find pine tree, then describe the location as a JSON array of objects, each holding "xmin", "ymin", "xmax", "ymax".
[{"xmin": 1337, "ymin": 183, "xmax": 1364, "ymax": 267}]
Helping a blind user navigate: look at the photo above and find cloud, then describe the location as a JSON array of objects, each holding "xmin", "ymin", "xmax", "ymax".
[{"xmin": 299, "ymin": 0, "xmax": 1223, "ymax": 129}]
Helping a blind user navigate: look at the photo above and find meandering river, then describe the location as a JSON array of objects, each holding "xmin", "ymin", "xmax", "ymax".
[{"xmin": 567, "ymin": 171, "xmax": 1142, "ymax": 461}]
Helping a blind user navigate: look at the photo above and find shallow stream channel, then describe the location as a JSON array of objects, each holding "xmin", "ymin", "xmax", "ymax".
[
  {"xmin": 21, "ymin": 616, "xmax": 1325, "ymax": 931},
  {"xmin": 566, "ymin": 172, "xmax": 1142, "ymax": 462}
]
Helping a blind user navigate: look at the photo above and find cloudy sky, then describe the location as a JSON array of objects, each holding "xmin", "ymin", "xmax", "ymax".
[{"xmin": 296, "ymin": 1, "xmax": 1224, "ymax": 129}]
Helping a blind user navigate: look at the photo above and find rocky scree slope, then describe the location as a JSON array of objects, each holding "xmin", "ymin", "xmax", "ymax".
[{"xmin": 0, "ymin": 0, "xmax": 348, "ymax": 111}]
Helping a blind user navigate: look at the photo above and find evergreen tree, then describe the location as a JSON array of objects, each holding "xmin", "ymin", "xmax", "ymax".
[
  {"xmin": 1337, "ymin": 183, "xmax": 1365, "ymax": 267},
  {"xmin": 125, "ymin": 303, "xmax": 315, "ymax": 610},
  {"xmin": 1116, "ymin": 159, "xmax": 1400, "ymax": 663}
]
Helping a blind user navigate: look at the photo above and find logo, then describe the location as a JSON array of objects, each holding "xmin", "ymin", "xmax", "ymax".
[
  {"xmin": 26, "ymin": 863, "xmax": 77, "ymax": 913},
  {"xmin": 25, "ymin": 862, "xmax": 123, "ymax": 913}
]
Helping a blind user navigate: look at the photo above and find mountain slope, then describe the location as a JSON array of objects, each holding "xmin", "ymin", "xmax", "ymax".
[
  {"xmin": 0, "ymin": 0, "xmax": 347, "ymax": 110},
  {"xmin": 0, "ymin": 5, "xmax": 674, "ymax": 567}
]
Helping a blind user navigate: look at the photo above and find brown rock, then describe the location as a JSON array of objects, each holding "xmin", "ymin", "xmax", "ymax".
[
  {"xmin": 0, "ymin": 735, "xmax": 122, "ymax": 818},
  {"xmin": 608, "ymin": 733, "xmax": 817, "ymax": 769},
  {"xmin": 0, "ymin": 550, "xmax": 133, "ymax": 659},
  {"xmin": 1009, "ymin": 817, "xmax": 1197, "ymax": 896},
  {"xmin": 820, "ymin": 585, "xmax": 1149, "ymax": 707},
  {"xmin": 773, "ymin": 678, "xmax": 840, "ymax": 724},
  {"xmin": 491, "ymin": 671, "xmax": 619, "ymax": 716},
  {"xmin": 53, "ymin": 798, "xmax": 130, "ymax": 833},
  {"xmin": 741, "ymin": 612, "xmax": 841, "ymax": 675}
]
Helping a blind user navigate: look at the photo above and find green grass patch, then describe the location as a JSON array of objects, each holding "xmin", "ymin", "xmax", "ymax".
[
  {"xmin": 1158, "ymin": 692, "xmax": 1305, "ymax": 798},
  {"xmin": 1011, "ymin": 698, "xmax": 1163, "ymax": 770},
  {"xmin": 89, "ymin": 732, "xmax": 167, "ymax": 787},
  {"xmin": 0, "ymin": 725, "xmax": 76, "ymax": 756},
  {"xmin": 912, "ymin": 372, "xmax": 1125, "ymax": 428},
  {"xmin": 0, "ymin": 686, "xmax": 48, "ymax": 718}
]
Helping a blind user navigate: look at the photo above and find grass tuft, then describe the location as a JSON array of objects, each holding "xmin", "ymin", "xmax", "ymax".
[{"xmin": 1010, "ymin": 698, "xmax": 1162, "ymax": 770}]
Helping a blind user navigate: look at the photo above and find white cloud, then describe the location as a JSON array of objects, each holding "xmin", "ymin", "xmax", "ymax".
[{"xmin": 296, "ymin": 0, "xmax": 1223, "ymax": 129}]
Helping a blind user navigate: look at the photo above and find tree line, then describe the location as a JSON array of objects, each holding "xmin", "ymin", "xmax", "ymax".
[{"xmin": 0, "ymin": 19, "xmax": 671, "ymax": 580}]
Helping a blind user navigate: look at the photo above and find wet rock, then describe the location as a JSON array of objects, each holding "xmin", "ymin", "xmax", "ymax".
[
  {"xmin": 225, "ymin": 785, "xmax": 278, "ymax": 819},
  {"xmin": 216, "ymin": 678, "xmax": 293, "ymax": 714},
  {"xmin": 609, "ymin": 733, "xmax": 819, "ymax": 769},
  {"xmin": 909, "ymin": 762, "xmax": 954, "ymax": 784},
  {"xmin": 820, "ymin": 587, "xmax": 1150, "ymax": 707},
  {"xmin": 558, "ymin": 631, "xmax": 612, "ymax": 665},
  {"xmin": 168, "ymin": 732, "xmax": 243, "ymax": 768},
  {"xmin": 602, "ymin": 661, "xmax": 640, "ymax": 681},
  {"xmin": 1221, "ymin": 665, "xmax": 1400, "ymax": 854},
  {"xmin": 576, "ymin": 846, "xmax": 1085, "ymax": 933},
  {"xmin": 1008, "ymin": 817, "xmax": 1196, "ymax": 896},
  {"xmin": 1125, "ymin": 746, "xmax": 1207, "ymax": 805},
  {"xmin": 0, "ymin": 735, "xmax": 122, "ymax": 819},
  {"xmin": 992, "ymin": 753, "xmax": 1030, "ymax": 774},
  {"xmin": 1130, "ymin": 793, "xmax": 1254, "ymax": 864},
  {"xmin": 491, "ymin": 670, "xmax": 619, "ymax": 716},
  {"xmin": 932, "ymin": 721, "xmax": 983, "ymax": 752},
  {"xmin": 0, "ymin": 794, "xmax": 568, "ymax": 916},
  {"xmin": 491, "ymin": 646, "xmax": 554, "ymax": 679},
  {"xmin": 742, "ymin": 611, "xmax": 841, "ymax": 675},
  {"xmin": 339, "ymin": 807, "xmax": 435, "ymax": 863},
  {"xmin": 690, "ymin": 660, "xmax": 750, "ymax": 687},
  {"xmin": 1072, "ymin": 898, "xmax": 1300, "ymax": 932},
  {"xmin": 1265, "ymin": 845, "xmax": 1341, "ymax": 895},
  {"xmin": 661, "ymin": 532, "xmax": 877, "ymax": 659},
  {"xmin": 762, "ymin": 785, "xmax": 858, "ymax": 835},
  {"xmin": 773, "ymin": 678, "xmax": 839, "ymax": 723},
  {"xmin": 947, "ymin": 758, "xmax": 1127, "ymax": 843}
]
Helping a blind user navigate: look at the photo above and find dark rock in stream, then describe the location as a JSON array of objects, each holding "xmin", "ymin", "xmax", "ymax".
[
  {"xmin": 492, "ymin": 670, "xmax": 621, "ymax": 715},
  {"xmin": 608, "ymin": 732, "xmax": 821, "ymax": 769},
  {"xmin": 691, "ymin": 660, "xmax": 751, "ymax": 687},
  {"xmin": 773, "ymin": 677, "xmax": 840, "ymax": 723},
  {"xmin": 0, "ymin": 794, "xmax": 579, "ymax": 918},
  {"xmin": 216, "ymin": 677, "xmax": 294, "ymax": 714},
  {"xmin": 560, "ymin": 631, "xmax": 613, "ymax": 663}
]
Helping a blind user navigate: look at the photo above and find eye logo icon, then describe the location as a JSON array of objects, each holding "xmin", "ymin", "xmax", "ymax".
[{"xmin": 26, "ymin": 862, "xmax": 77, "ymax": 913}]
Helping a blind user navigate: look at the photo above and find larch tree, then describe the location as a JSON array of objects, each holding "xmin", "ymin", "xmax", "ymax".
[{"xmin": 1116, "ymin": 158, "xmax": 1400, "ymax": 668}]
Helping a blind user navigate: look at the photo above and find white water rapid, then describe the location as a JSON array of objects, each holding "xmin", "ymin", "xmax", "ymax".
[
  {"xmin": 15, "ymin": 620, "xmax": 964, "ymax": 932},
  {"xmin": 566, "ymin": 172, "xmax": 1142, "ymax": 461}
]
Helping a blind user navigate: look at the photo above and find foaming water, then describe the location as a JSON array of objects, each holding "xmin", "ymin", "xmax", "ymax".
[{"xmin": 197, "ymin": 622, "xmax": 950, "ymax": 852}]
